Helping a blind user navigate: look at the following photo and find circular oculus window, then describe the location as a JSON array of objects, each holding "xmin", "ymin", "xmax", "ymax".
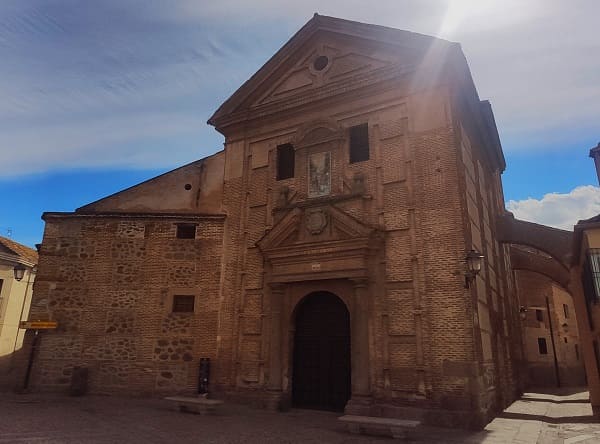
[{"xmin": 313, "ymin": 55, "xmax": 329, "ymax": 71}]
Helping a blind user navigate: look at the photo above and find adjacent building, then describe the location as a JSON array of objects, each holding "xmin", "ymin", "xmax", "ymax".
[
  {"xmin": 25, "ymin": 15, "xmax": 525, "ymax": 428},
  {"xmin": 513, "ymin": 246, "xmax": 585, "ymax": 388},
  {"xmin": 571, "ymin": 142, "xmax": 600, "ymax": 416},
  {"xmin": 0, "ymin": 236, "xmax": 37, "ymax": 387}
]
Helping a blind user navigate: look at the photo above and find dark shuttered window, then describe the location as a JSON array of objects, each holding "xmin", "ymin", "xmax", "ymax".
[
  {"xmin": 276, "ymin": 144, "xmax": 295, "ymax": 180},
  {"xmin": 538, "ymin": 337, "xmax": 548, "ymax": 355},
  {"xmin": 173, "ymin": 295, "xmax": 195, "ymax": 313},
  {"xmin": 176, "ymin": 224, "xmax": 196, "ymax": 239},
  {"xmin": 349, "ymin": 124, "xmax": 369, "ymax": 163}
]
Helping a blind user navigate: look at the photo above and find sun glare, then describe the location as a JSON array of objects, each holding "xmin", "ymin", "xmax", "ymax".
[{"xmin": 439, "ymin": 0, "xmax": 500, "ymax": 38}]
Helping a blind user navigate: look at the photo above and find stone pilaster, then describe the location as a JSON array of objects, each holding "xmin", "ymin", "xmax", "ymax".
[
  {"xmin": 345, "ymin": 278, "xmax": 371, "ymax": 414},
  {"xmin": 267, "ymin": 284, "xmax": 285, "ymax": 393}
]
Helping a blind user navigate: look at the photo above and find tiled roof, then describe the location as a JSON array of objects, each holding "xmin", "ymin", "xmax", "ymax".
[
  {"xmin": 577, "ymin": 213, "xmax": 600, "ymax": 225},
  {"xmin": 0, "ymin": 236, "xmax": 38, "ymax": 264}
]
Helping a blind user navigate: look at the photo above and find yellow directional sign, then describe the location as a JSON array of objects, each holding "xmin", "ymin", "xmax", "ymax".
[{"xmin": 19, "ymin": 320, "xmax": 58, "ymax": 330}]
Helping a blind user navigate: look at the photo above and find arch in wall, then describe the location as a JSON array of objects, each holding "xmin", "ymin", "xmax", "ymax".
[
  {"xmin": 510, "ymin": 245, "xmax": 570, "ymax": 290},
  {"xmin": 497, "ymin": 213, "xmax": 573, "ymax": 268}
]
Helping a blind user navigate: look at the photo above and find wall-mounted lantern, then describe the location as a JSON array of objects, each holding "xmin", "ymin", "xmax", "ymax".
[
  {"xmin": 13, "ymin": 264, "xmax": 26, "ymax": 282},
  {"xmin": 519, "ymin": 306, "xmax": 528, "ymax": 321},
  {"xmin": 464, "ymin": 249, "xmax": 484, "ymax": 289}
]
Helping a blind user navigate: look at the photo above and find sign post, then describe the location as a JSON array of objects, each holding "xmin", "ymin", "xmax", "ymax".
[
  {"xmin": 20, "ymin": 320, "xmax": 58, "ymax": 330},
  {"xmin": 19, "ymin": 320, "xmax": 58, "ymax": 390}
]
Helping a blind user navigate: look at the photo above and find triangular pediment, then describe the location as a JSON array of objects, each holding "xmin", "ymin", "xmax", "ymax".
[
  {"xmin": 208, "ymin": 15, "xmax": 455, "ymax": 130},
  {"xmin": 252, "ymin": 42, "xmax": 392, "ymax": 107},
  {"xmin": 257, "ymin": 205, "xmax": 376, "ymax": 252}
]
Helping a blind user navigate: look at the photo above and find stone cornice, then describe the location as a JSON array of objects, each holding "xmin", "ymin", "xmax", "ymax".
[{"xmin": 42, "ymin": 211, "xmax": 226, "ymax": 221}]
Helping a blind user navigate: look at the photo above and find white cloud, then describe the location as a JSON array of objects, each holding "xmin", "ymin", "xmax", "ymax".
[
  {"xmin": 1, "ymin": 0, "xmax": 599, "ymax": 177},
  {"xmin": 506, "ymin": 185, "xmax": 600, "ymax": 230}
]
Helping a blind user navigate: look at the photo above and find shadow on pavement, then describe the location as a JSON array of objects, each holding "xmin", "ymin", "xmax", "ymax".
[
  {"xmin": 520, "ymin": 397, "xmax": 590, "ymax": 404},
  {"xmin": 498, "ymin": 411, "xmax": 599, "ymax": 425},
  {"xmin": 525, "ymin": 386, "xmax": 588, "ymax": 396}
]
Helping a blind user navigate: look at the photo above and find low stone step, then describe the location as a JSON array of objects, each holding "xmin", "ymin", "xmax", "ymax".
[
  {"xmin": 164, "ymin": 396, "xmax": 224, "ymax": 415},
  {"xmin": 339, "ymin": 415, "xmax": 421, "ymax": 439}
]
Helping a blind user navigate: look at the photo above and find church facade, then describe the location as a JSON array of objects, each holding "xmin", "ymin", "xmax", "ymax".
[{"xmin": 27, "ymin": 15, "xmax": 524, "ymax": 428}]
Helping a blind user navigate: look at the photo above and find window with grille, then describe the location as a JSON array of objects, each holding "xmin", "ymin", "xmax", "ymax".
[
  {"xmin": 172, "ymin": 295, "xmax": 195, "ymax": 313},
  {"xmin": 276, "ymin": 144, "xmax": 295, "ymax": 180},
  {"xmin": 176, "ymin": 224, "xmax": 196, "ymax": 239},
  {"xmin": 349, "ymin": 124, "xmax": 369, "ymax": 163},
  {"xmin": 538, "ymin": 337, "xmax": 548, "ymax": 355},
  {"xmin": 583, "ymin": 249, "xmax": 600, "ymax": 303}
]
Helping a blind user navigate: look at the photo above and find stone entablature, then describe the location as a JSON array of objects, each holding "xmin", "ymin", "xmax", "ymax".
[{"xmin": 258, "ymin": 204, "xmax": 382, "ymax": 283}]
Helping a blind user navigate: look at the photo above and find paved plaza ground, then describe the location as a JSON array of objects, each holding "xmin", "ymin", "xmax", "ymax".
[{"xmin": 0, "ymin": 389, "xmax": 598, "ymax": 443}]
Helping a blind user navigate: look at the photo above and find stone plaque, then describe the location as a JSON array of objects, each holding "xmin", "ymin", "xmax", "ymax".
[{"xmin": 308, "ymin": 151, "xmax": 331, "ymax": 198}]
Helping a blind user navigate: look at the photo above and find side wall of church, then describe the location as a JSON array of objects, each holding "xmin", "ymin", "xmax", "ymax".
[
  {"xmin": 26, "ymin": 215, "xmax": 224, "ymax": 395},
  {"xmin": 455, "ymin": 110, "xmax": 523, "ymax": 422}
]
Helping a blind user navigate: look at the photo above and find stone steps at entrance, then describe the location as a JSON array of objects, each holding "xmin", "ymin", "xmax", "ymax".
[{"xmin": 339, "ymin": 415, "xmax": 421, "ymax": 439}]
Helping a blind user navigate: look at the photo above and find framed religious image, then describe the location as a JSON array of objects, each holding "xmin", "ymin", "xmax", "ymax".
[{"xmin": 308, "ymin": 151, "xmax": 331, "ymax": 198}]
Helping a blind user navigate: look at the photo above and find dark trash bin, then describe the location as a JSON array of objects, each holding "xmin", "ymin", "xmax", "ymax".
[{"xmin": 70, "ymin": 366, "xmax": 88, "ymax": 396}]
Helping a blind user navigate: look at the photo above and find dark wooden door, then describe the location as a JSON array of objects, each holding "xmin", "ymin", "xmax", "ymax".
[{"xmin": 292, "ymin": 292, "xmax": 350, "ymax": 411}]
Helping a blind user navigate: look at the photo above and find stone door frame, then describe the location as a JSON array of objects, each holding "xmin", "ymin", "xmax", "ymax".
[{"xmin": 267, "ymin": 278, "xmax": 370, "ymax": 411}]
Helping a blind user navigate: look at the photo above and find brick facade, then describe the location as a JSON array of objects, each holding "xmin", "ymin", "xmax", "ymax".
[{"xmin": 24, "ymin": 15, "xmax": 526, "ymax": 429}]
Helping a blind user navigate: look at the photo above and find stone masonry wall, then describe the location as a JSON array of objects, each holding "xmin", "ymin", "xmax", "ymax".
[{"xmin": 29, "ymin": 216, "xmax": 224, "ymax": 395}]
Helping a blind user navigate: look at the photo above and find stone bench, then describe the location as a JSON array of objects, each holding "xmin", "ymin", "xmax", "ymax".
[
  {"xmin": 339, "ymin": 415, "xmax": 420, "ymax": 439},
  {"xmin": 164, "ymin": 396, "xmax": 224, "ymax": 415}
]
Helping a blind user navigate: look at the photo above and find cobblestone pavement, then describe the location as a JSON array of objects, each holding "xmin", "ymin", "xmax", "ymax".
[{"xmin": 0, "ymin": 389, "xmax": 598, "ymax": 443}]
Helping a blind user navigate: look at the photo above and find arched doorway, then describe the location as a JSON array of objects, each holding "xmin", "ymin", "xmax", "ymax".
[{"xmin": 292, "ymin": 291, "xmax": 351, "ymax": 411}]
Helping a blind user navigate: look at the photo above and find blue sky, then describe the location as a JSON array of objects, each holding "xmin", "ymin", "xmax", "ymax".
[{"xmin": 1, "ymin": 0, "xmax": 599, "ymax": 247}]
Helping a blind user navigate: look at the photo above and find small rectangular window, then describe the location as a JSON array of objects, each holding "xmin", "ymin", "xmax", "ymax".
[
  {"xmin": 563, "ymin": 304, "xmax": 569, "ymax": 318},
  {"xmin": 349, "ymin": 123, "xmax": 369, "ymax": 163},
  {"xmin": 176, "ymin": 224, "xmax": 196, "ymax": 239},
  {"xmin": 535, "ymin": 309, "xmax": 543, "ymax": 322},
  {"xmin": 172, "ymin": 295, "xmax": 195, "ymax": 313},
  {"xmin": 575, "ymin": 344, "xmax": 580, "ymax": 361},
  {"xmin": 276, "ymin": 144, "xmax": 295, "ymax": 180},
  {"xmin": 538, "ymin": 337, "xmax": 548, "ymax": 355}
]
